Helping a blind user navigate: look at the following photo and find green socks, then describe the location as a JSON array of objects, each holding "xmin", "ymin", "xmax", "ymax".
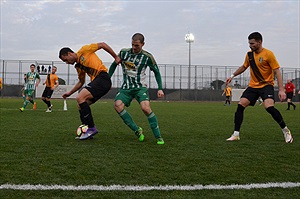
[
  {"xmin": 147, "ymin": 112, "xmax": 161, "ymax": 138},
  {"xmin": 119, "ymin": 109, "xmax": 139, "ymax": 132},
  {"xmin": 119, "ymin": 110, "xmax": 162, "ymax": 139}
]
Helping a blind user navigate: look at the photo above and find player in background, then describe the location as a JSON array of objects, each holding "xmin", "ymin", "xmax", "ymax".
[
  {"xmin": 20, "ymin": 64, "xmax": 41, "ymax": 112},
  {"xmin": 222, "ymin": 85, "xmax": 232, "ymax": 106},
  {"xmin": 21, "ymin": 74, "xmax": 27, "ymax": 101},
  {"xmin": 284, "ymin": 79, "xmax": 296, "ymax": 110},
  {"xmin": 59, "ymin": 42, "xmax": 121, "ymax": 140},
  {"xmin": 41, "ymin": 66, "xmax": 59, "ymax": 112},
  {"xmin": 109, "ymin": 33, "xmax": 165, "ymax": 145},
  {"xmin": 0, "ymin": 77, "xmax": 2, "ymax": 96},
  {"xmin": 225, "ymin": 32, "xmax": 293, "ymax": 143}
]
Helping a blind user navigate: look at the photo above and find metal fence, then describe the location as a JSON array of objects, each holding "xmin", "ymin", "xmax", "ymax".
[{"xmin": 1, "ymin": 59, "xmax": 299, "ymax": 100}]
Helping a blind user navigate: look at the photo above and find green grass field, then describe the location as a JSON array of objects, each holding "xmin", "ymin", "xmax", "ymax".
[{"xmin": 0, "ymin": 98, "xmax": 299, "ymax": 198}]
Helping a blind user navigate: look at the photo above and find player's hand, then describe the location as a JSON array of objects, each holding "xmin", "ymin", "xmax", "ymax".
[
  {"xmin": 62, "ymin": 92, "xmax": 70, "ymax": 99},
  {"xmin": 278, "ymin": 90, "xmax": 286, "ymax": 102},
  {"xmin": 157, "ymin": 90, "xmax": 164, "ymax": 98},
  {"xmin": 225, "ymin": 77, "xmax": 232, "ymax": 85},
  {"xmin": 115, "ymin": 57, "xmax": 122, "ymax": 65}
]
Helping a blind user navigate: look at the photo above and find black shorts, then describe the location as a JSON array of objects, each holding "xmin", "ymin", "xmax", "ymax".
[
  {"xmin": 241, "ymin": 85, "xmax": 274, "ymax": 106},
  {"xmin": 84, "ymin": 72, "xmax": 112, "ymax": 103},
  {"xmin": 42, "ymin": 87, "xmax": 54, "ymax": 99},
  {"xmin": 286, "ymin": 92, "xmax": 293, "ymax": 100}
]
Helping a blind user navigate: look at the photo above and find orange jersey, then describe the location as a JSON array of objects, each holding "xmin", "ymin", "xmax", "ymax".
[
  {"xmin": 224, "ymin": 87, "xmax": 232, "ymax": 97},
  {"xmin": 243, "ymin": 48, "xmax": 280, "ymax": 88},
  {"xmin": 76, "ymin": 43, "xmax": 108, "ymax": 81},
  {"xmin": 45, "ymin": 73, "xmax": 58, "ymax": 88}
]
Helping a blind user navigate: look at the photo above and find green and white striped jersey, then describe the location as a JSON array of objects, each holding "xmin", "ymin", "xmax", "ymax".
[
  {"xmin": 110, "ymin": 48, "xmax": 162, "ymax": 90},
  {"xmin": 25, "ymin": 72, "xmax": 40, "ymax": 90}
]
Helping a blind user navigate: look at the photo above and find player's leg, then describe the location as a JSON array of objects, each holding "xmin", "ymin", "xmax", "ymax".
[
  {"xmin": 227, "ymin": 87, "xmax": 255, "ymax": 141},
  {"xmin": 114, "ymin": 91, "xmax": 143, "ymax": 141},
  {"xmin": 263, "ymin": 87, "xmax": 293, "ymax": 143},
  {"xmin": 76, "ymin": 88, "xmax": 98, "ymax": 139},
  {"xmin": 45, "ymin": 88, "xmax": 54, "ymax": 112},
  {"xmin": 286, "ymin": 97, "xmax": 291, "ymax": 110},
  {"xmin": 290, "ymin": 96, "xmax": 296, "ymax": 110},
  {"xmin": 78, "ymin": 72, "xmax": 111, "ymax": 140},
  {"xmin": 20, "ymin": 90, "xmax": 30, "ymax": 111},
  {"xmin": 138, "ymin": 88, "xmax": 164, "ymax": 144},
  {"xmin": 42, "ymin": 88, "xmax": 51, "ymax": 112}
]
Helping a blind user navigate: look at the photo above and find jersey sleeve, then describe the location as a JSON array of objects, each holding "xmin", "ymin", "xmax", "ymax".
[
  {"xmin": 242, "ymin": 53, "xmax": 250, "ymax": 69},
  {"xmin": 147, "ymin": 56, "xmax": 163, "ymax": 90},
  {"xmin": 267, "ymin": 50, "xmax": 280, "ymax": 70}
]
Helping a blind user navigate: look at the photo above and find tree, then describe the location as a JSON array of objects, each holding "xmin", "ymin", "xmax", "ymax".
[
  {"xmin": 210, "ymin": 79, "xmax": 225, "ymax": 90},
  {"xmin": 58, "ymin": 78, "xmax": 66, "ymax": 85}
]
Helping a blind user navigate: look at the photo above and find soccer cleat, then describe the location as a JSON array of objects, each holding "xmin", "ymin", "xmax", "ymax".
[
  {"xmin": 79, "ymin": 126, "xmax": 98, "ymax": 140},
  {"xmin": 33, "ymin": 102, "xmax": 37, "ymax": 110},
  {"xmin": 46, "ymin": 108, "xmax": 52, "ymax": 113},
  {"xmin": 282, "ymin": 128, "xmax": 293, "ymax": 143},
  {"xmin": 49, "ymin": 104, "xmax": 53, "ymax": 109},
  {"xmin": 226, "ymin": 135, "xmax": 240, "ymax": 141},
  {"xmin": 19, "ymin": 107, "xmax": 24, "ymax": 112},
  {"xmin": 135, "ymin": 127, "xmax": 145, "ymax": 142},
  {"xmin": 156, "ymin": 137, "xmax": 165, "ymax": 145}
]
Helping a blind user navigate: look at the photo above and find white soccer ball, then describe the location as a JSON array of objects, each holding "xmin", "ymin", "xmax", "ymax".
[{"xmin": 76, "ymin": 124, "xmax": 88, "ymax": 137}]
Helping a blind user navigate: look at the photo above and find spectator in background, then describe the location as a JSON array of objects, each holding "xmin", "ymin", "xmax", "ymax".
[{"xmin": 284, "ymin": 79, "xmax": 296, "ymax": 110}]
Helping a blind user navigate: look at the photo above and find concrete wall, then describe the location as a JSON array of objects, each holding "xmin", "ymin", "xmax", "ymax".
[{"xmin": 1, "ymin": 85, "xmax": 300, "ymax": 102}]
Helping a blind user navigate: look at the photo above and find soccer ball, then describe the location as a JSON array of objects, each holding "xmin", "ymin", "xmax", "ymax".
[{"xmin": 76, "ymin": 124, "xmax": 88, "ymax": 137}]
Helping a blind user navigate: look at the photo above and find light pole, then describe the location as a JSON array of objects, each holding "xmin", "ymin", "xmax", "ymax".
[{"xmin": 185, "ymin": 32, "xmax": 194, "ymax": 89}]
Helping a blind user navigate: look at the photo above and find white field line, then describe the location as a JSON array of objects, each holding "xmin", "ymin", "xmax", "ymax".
[{"xmin": 0, "ymin": 182, "xmax": 300, "ymax": 191}]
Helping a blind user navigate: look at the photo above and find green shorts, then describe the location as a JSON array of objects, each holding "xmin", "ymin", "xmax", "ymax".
[
  {"xmin": 24, "ymin": 89, "xmax": 35, "ymax": 98},
  {"xmin": 115, "ymin": 87, "xmax": 149, "ymax": 107}
]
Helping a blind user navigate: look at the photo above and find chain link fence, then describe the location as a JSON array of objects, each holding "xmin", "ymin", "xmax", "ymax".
[{"xmin": 1, "ymin": 59, "xmax": 299, "ymax": 101}]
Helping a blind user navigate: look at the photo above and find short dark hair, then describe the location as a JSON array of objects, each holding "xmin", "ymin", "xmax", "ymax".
[
  {"xmin": 248, "ymin": 32, "xmax": 263, "ymax": 42},
  {"xmin": 132, "ymin": 33, "xmax": 145, "ymax": 43},
  {"xmin": 59, "ymin": 47, "xmax": 74, "ymax": 59},
  {"xmin": 30, "ymin": 64, "xmax": 36, "ymax": 68}
]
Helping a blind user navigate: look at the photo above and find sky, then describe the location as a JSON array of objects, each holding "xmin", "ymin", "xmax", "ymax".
[{"xmin": 0, "ymin": 0, "xmax": 299, "ymax": 68}]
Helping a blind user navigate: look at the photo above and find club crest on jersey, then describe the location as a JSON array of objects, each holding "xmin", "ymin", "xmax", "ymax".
[
  {"xmin": 124, "ymin": 61, "xmax": 136, "ymax": 70},
  {"xmin": 80, "ymin": 56, "xmax": 85, "ymax": 62},
  {"xmin": 259, "ymin": 57, "xmax": 263, "ymax": 63}
]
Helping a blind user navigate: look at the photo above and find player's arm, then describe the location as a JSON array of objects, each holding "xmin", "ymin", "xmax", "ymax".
[
  {"xmin": 108, "ymin": 62, "xmax": 117, "ymax": 78},
  {"xmin": 151, "ymin": 66, "xmax": 164, "ymax": 98},
  {"xmin": 293, "ymin": 85, "xmax": 296, "ymax": 96},
  {"xmin": 226, "ymin": 65, "xmax": 247, "ymax": 85},
  {"xmin": 274, "ymin": 68, "xmax": 286, "ymax": 102},
  {"xmin": 53, "ymin": 78, "xmax": 59, "ymax": 90},
  {"xmin": 62, "ymin": 76, "xmax": 85, "ymax": 99},
  {"xmin": 97, "ymin": 42, "xmax": 121, "ymax": 65},
  {"xmin": 35, "ymin": 75, "xmax": 41, "ymax": 87}
]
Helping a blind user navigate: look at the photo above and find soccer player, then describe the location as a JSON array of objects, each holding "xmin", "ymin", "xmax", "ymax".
[
  {"xmin": 222, "ymin": 85, "xmax": 232, "ymax": 106},
  {"xmin": 109, "ymin": 33, "xmax": 165, "ymax": 145},
  {"xmin": 225, "ymin": 32, "xmax": 293, "ymax": 143},
  {"xmin": 284, "ymin": 79, "xmax": 296, "ymax": 110},
  {"xmin": 20, "ymin": 64, "xmax": 41, "ymax": 112},
  {"xmin": 41, "ymin": 66, "xmax": 59, "ymax": 112},
  {"xmin": 59, "ymin": 42, "xmax": 121, "ymax": 140},
  {"xmin": 0, "ymin": 77, "xmax": 2, "ymax": 96}
]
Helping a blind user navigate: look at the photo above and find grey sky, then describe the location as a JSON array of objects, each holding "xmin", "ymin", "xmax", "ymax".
[{"xmin": 1, "ymin": 0, "xmax": 299, "ymax": 68}]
